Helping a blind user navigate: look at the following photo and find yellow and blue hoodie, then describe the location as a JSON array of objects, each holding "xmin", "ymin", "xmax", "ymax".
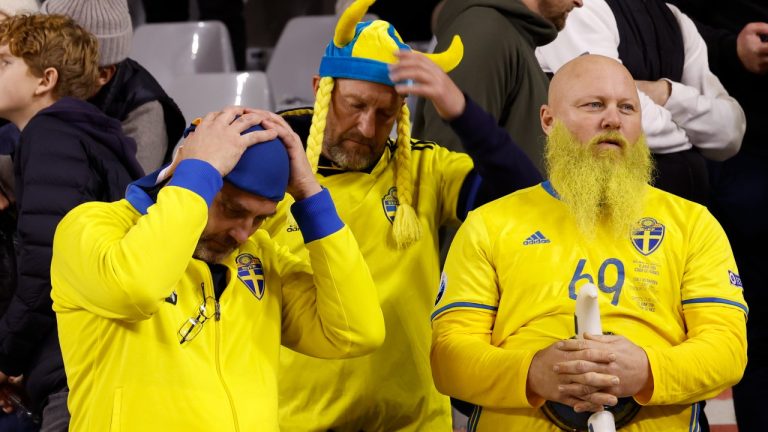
[{"xmin": 50, "ymin": 159, "xmax": 384, "ymax": 431}]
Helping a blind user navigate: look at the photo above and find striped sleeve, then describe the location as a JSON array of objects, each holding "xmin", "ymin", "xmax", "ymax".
[{"xmin": 431, "ymin": 209, "xmax": 499, "ymax": 320}]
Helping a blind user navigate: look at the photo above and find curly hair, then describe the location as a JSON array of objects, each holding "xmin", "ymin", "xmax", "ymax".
[{"xmin": 0, "ymin": 14, "xmax": 100, "ymax": 100}]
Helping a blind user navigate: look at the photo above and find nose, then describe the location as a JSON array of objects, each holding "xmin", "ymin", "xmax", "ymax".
[
  {"xmin": 601, "ymin": 106, "xmax": 621, "ymax": 131},
  {"xmin": 228, "ymin": 219, "xmax": 254, "ymax": 245},
  {"xmin": 573, "ymin": 0, "xmax": 584, "ymax": 7},
  {"xmin": 357, "ymin": 110, "xmax": 376, "ymax": 138}
]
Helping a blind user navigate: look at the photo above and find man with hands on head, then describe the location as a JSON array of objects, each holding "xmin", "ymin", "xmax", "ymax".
[
  {"xmin": 431, "ymin": 55, "xmax": 747, "ymax": 431},
  {"xmin": 50, "ymin": 106, "xmax": 384, "ymax": 431}
]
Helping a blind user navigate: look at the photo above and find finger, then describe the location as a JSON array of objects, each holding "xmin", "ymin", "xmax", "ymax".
[
  {"xmin": 558, "ymin": 338, "xmax": 594, "ymax": 351},
  {"xmin": 558, "ymin": 382, "xmax": 600, "ymax": 397},
  {"xmin": 240, "ymin": 129, "xmax": 279, "ymax": 149},
  {"xmin": 576, "ymin": 391, "xmax": 618, "ymax": 408},
  {"xmin": 555, "ymin": 359, "xmax": 614, "ymax": 375},
  {"xmin": 560, "ymin": 371, "xmax": 620, "ymax": 388},
  {"xmin": 573, "ymin": 400, "xmax": 607, "ymax": 413},
  {"xmin": 556, "ymin": 347, "xmax": 615, "ymax": 364}
]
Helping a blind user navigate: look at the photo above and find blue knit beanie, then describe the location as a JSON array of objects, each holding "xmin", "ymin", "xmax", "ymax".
[{"xmin": 183, "ymin": 122, "xmax": 289, "ymax": 202}]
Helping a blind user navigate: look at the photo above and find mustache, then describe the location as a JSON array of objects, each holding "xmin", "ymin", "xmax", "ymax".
[
  {"xmin": 587, "ymin": 131, "xmax": 631, "ymax": 149},
  {"xmin": 340, "ymin": 131, "xmax": 377, "ymax": 148}
]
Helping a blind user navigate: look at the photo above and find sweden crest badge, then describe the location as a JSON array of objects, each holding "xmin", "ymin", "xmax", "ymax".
[
  {"xmin": 630, "ymin": 217, "xmax": 665, "ymax": 256},
  {"xmin": 236, "ymin": 253, "xmax": 265, "ymax": 300},
  {"xmin": 381, "ymin": 186, "xmax": 399, "ymax": 223}
]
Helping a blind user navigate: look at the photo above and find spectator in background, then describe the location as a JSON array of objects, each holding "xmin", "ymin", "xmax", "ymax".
[
  {"xmin": 0, "ymin": 0, "xmax": 38, "ymax": 319},
  {"xmin": 42, "ymin": 0, "xmax": 186, "ymax": 173},
  {"xmin": 266, "ymin": 0, "xmax": 541, "ymax": 429},
  {"xmin": 141, "ymin": 0, "xmax": 246, "ymax": 70},
  {"xmin": 666, "ymin": 1, "xmax": 768, "ymax": 430},
  {"xmin": 536, "ymin": 0, "xmax": 746, "ymax": 205},
  {"xmin": 413, "ymin": 0, "xmax": 584, "ymax": 173},
  {"xmin": 431, "ymin": 54, "xmax": 747, "ymax": 432},
  {"xmin": 0, "ymin": 14, "xmax": 143, "ymax": 430}
]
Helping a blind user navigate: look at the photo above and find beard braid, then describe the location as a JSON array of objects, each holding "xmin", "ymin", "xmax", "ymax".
[{"xmin": 545, "ymin": 121, "xmax": 654, "ymax": 239}]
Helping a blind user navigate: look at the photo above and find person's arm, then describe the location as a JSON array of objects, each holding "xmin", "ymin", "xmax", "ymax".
[
  {"xmin": 259, "ymin": 113, "xmax": 384, "ymax": 358},
  {"xmin": 431, "ymin": 211, "xmax": 535, "ymax": 408},
  {"xmin": 535, "ymin": 0, "xmax": 692, "ymax": 155},
  {"xmin": 390, "ymin": 51, "xmax": 542, "ymax": 222},
  {"xmin": 122, "ymin": 101, "xmax": 169, "ymax": 173},
  {"xmin": 658, "ymin": 4, "xmax": 745, "ymax": 161},
  {"xmin": 277, "ymin": 189, "xmax": 384, "ymax": 358},
  {"xmin": 636, "ymin": 207, "xmax": 747, "ymax": 405},
  {"xmin": 51, "ymin": 108, "xmax": 280, "ymax": 321}
]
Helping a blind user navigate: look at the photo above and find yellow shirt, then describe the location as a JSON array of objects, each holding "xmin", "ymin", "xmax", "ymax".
[
  {"xmin": 431, "ymin": 182, "xmax": 747, "ymax": 431},
  {"xmin": 51, "ymin": 160, "xmax": 383, "ymax": 431},
  {"xmin": 264, "ymin": 132, "xmax": 473, "ymax": 431}
]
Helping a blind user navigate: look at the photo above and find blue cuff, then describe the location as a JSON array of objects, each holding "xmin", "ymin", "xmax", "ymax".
[
  {"xmin": 167, "ymin": 159, "xmax": 223, "ymax": 207},
  {"xmin": 290, "ymin": 188, "xmax": 344, "ymax": 243}
]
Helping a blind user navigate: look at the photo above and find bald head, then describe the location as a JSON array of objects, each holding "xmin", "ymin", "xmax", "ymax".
[{"xmin": 541, "ymin": 54, "xmax": 642, "ymax": 147}]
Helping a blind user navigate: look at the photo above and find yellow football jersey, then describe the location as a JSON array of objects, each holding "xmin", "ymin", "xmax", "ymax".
[
  {"xmin": 263, "ymin": 136, "xmax": 473, "ymax": 431},
  {"xmin": 432, "ymin": 181, "xmax": 748, "ymax": 431}
]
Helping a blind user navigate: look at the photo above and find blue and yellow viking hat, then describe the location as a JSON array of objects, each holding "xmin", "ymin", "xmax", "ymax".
[{"xmin": 307, "ymin": 0, "xmax": 463, "ymax": 249}]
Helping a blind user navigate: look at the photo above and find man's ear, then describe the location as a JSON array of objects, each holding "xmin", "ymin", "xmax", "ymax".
[
  {"xmin": 540, "ymin": 104, "xmax": 554, "ymax": 136},
  {"xmin": 97, "ymin": 65, "xmax": 117, "ymax": 87},
  {"xmin": 312, "ymin": 75, "xmax": 321, "ymax": 95},
  {"xmin": 34, "ymin": 67, "xmax": 58, "ymax": 97}
]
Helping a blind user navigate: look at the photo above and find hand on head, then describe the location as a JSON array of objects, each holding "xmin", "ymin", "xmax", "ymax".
[
  {"xmin": 389, "ymin": 50, "xmax": 466, "ymax": 121},
  {"xmin": 178, "ymin": 106, "xmax": 278, "ymax": 176},
  {"xmin": 260, "ymin": 114, "xmax": 322, "ymax": 200}
]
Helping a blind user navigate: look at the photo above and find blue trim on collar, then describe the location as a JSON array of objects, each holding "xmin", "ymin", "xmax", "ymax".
[
  {"xmin": 125, "ymin": 168, "xmax": 164, "ymax": 215},
  {"xmin": 541, "ymin": 180, "xmax": 560, "ymax": 200},
  {"xmin": 125, "ymin": 160, "xmax": 223, "ymax": 215}
]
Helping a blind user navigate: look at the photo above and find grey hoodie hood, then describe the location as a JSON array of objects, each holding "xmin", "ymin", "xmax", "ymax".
[{"xmin": 436, "ymin": 0, "xmax": 559, "ymax": 47}]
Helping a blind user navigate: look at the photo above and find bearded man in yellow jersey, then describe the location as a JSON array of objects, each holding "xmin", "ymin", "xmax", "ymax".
[
  {"xmin": 264, "ymin": 0, "xmax": 543, "ymax": 429},
  {"xmin": 431, "ymin": 54, "xmax": 748, "ymax": 432}
]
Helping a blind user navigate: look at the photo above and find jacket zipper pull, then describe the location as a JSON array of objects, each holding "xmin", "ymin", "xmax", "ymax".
[{"xmin": 214, "ymin": 300, "xmax": 221, "ymax": 321}]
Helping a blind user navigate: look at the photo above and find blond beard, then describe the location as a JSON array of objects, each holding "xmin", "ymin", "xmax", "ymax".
[{"xmin": 545, "ymin": 121, "xmax": 654, "ymax": 239}]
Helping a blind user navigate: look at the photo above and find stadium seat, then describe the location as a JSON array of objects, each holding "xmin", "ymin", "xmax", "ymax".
[
  {"xmin": 266, "ymin": 14, "xmax": 377, "ymax": 111},
  {"xmin": 131, "ymin": 21, "xmax": 236, "ymax": 89},
  {"xmin": 165, "ymin": 72, "xmax": 273, "ymax": 127}
]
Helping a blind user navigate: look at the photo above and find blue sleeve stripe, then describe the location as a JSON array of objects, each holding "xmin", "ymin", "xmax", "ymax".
[
  {"xmin": 682, "ymin": 297, "xmax": 749, "ymax": 315},
  {"xmin": 290, "ymin": 188, "xmax": 344, "ymax": 243},
  {"xmin": 431, "ymin": 301, "xmax": 498, "ymax": 320},
  {"xmin": 167, "ymin": 159, "xmax": 223, "ymax": 207}
]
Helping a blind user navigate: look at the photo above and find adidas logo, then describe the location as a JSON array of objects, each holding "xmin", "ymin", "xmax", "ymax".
[{"xmin": 523, "ymin": 231, "xmax": 551, "ymax": 245}]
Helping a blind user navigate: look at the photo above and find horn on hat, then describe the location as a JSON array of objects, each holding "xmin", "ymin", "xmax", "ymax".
[
  {"xmin": 421, "ymin": 35, "xmax": 464, "ymax": 73},
  {"xmin": 334, "ymin": 0, "xmax": 375, "ymax": 47}
]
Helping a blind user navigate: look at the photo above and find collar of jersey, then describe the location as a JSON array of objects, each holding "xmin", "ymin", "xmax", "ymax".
[{"xmin": 541, "ymin": 180, "xmax": 561, "ymax": 200}]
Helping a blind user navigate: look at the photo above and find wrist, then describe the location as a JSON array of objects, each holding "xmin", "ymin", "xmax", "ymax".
[{"xmin": 290, "ymin": 181, "xmax": 322, "ymax": 201}]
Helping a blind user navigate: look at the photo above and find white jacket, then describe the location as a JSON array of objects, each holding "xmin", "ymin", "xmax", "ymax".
[{"xmin": 536, "ymin": 0, "xmax": 745, "ymax": 161}]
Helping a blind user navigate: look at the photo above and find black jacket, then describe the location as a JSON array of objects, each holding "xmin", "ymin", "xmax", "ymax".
[
  {"xmin": 89, "ymin": 58, "xmax": 186, "ymax": 164},
  {"xmin": 0, "ymin": 97, "xmax": 144, "ymax": 410}
]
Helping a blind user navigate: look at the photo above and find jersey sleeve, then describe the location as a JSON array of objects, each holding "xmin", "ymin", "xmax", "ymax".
[
  {"xmin": 431, "ymin": 145, "xmax": 474, "ymax": 227},
  {"xmin": 638, "ymin": 207, "xmax": 747, "ymax": 405},
  {"xmin": 431, "ymin": 210, "xmax": 538, "ymax": 409},
  {"xmin": 278, "ymin": 190, "xmax": 385, "ymax": 359}
]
